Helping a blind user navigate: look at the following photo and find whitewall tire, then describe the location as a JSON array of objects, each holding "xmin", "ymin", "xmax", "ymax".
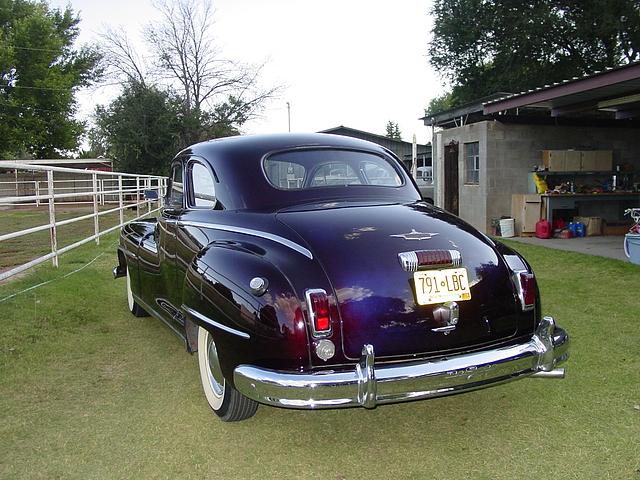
[
  {"xmin": 197, "ymin": 326, "xmax": 258, "ymax": 421},
  {"xmin": 126, "ymin": 267, "xmax": 148, "ymax": 317}
]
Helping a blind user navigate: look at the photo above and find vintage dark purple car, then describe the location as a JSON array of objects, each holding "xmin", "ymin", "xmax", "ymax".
[{"xmin": 114, "ymin": 133, "xmax": 569, "ymax": 421}]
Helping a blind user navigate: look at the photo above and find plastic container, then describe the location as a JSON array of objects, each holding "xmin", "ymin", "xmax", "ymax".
[
  {"xmin": 535, "ymin": 219, "xmax": 552, "ymax": 239},
  {"xmin": 575, "ymin": 222, "xmax": 586, "ymax": 238},
  {"xmin": 499, "ymin": 218, "xmax": 515, "ymax": 238},
  {"xmin": 568, "ymin": 222, "xmax": 577, "ymax": 237},
  {"xmin": 624, "ymin": 234, "xmax": 640, "ymax": 265}
]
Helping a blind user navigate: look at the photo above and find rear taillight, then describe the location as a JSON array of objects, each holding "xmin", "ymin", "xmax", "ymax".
[
  {"xmin": 514, "ymin": 271, "xmax": 536, "ymax": 311},
  {"xmin": 305, "ymin": 289, "xmax": 331, "ymax": 337}
]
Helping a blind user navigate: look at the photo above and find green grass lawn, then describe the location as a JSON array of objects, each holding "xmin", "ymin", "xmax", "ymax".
[{"xmin": 0, "ymin": 236, "xmax": 638, "ymax": 479}]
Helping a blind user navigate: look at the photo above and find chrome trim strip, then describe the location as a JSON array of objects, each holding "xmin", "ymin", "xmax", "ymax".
[
  {"xmin": 233, "ymin": 316, "xmax": 569, "ymax": 409},
  {"xmin": 431, "ymin": 325, "xmax": 457, "ymax": 334},
  {"xmin": 178, "ymin": 221, "xmax": 313, "ymax": 259},
  {"xmin": 397, "ymin": 251, "xmax": 419, "ymax": 272},
  {"xmin": 183, "ymin": 305, "xmax": 250, "ymax": 339},
  {"xmin": 450, "ymin": 249, "xmax": 462, "ymax": 266}
]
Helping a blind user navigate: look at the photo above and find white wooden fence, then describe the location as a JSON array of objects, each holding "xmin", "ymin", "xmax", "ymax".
[{"xmin": 0, "ymin": 162, "xmax": 167, "ymax": 281}]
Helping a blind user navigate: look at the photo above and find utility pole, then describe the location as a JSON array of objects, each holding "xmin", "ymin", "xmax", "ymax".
[{"xmin": 286, "ymin": 102, "xmax": 291, "ymax": 132}]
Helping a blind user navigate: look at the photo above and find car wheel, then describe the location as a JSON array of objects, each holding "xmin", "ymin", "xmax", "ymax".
[
  {"xmin": 197, "ymin": 326, "xmax": 258, "ymax": 421},
  {"xmin": 126, "ymin": 267, "xmax": 149, "ymax": 317}
]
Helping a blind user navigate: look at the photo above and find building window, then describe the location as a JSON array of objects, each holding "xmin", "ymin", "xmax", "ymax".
[{"xmin": 465, "ymin": 142, "xmax": 480, "ymax": 185}]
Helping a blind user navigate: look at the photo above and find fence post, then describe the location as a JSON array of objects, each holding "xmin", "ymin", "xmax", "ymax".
[
  {"xmin": 135, "ymin": 176, "xmax": 140, "ymax": 219},
  {"xmin": 144, "ymin": 177, "xmax": 150, "ymax": 214},
  {"xmin": 118, "ymin": 175, "xmax": 124, "ymax": 226},
  {"xmin": 92, "ymin": 172, "xmax": 100, "ymax": 245},
  {"xmin": 100, "ymin": 178, "xmax": 105, "ymax": 206},
  {"xmin": 47, "ymin": 170, "xmax": 58, "ymax": 268},
  {"xmin": 35, "ymin": 180, "xmax": 40, "ymax": 207}
]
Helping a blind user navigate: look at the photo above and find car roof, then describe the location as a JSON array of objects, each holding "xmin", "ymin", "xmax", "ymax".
[
  {"xmin": 184, "ymin": 133, "xmax": 392, "ymax": 160},
  {"xmin": 177, "ymin": 133, "xmax": 421, "ymax": 211}
]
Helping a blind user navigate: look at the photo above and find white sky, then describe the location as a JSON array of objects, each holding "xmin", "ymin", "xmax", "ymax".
[{"xmin": 50, "ymin": 0, "xmax": 444, "ymax": 144}]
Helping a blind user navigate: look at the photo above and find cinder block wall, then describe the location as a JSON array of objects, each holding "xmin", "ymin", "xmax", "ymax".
[
  {"xmin": 437, "ymin": 123, "xmax": 489, "ymax": 232},
  {"xmin": 435, "ymin": 121, "xmax": 640, "ymax": 233}
]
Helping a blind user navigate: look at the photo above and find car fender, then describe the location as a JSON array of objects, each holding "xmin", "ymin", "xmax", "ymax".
[{"xmin": 180, "ymin": 242, "xmax": 312, "ymax": 384}]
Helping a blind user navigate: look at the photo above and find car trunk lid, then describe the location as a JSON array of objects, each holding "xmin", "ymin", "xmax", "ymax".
[{"xmin": 277, "ymin": 202, "xmax": 527, "ymax": 360}]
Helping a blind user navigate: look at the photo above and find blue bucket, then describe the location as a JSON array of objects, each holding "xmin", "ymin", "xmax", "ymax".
[{"xmin": 624, "ymin": 234, "xmax": 640, "ymax": 265}]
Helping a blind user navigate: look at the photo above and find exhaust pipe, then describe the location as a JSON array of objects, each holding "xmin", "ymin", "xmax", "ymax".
[{"xmin": 531, "ymin": 368, "xmax": 565, "ymax": 379}]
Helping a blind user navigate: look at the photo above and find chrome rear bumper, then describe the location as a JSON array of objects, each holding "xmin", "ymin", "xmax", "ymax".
[{"xmin": 233, "ymin": 316, "xmax": 569, "ymax": 409}]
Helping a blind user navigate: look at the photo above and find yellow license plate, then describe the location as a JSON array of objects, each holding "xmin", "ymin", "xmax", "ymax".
[{"xmin": 413, "ymin": 267, "xmax": 471, "ymax": 305}]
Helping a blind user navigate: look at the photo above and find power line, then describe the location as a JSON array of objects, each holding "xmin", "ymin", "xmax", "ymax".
[
  {"xmin": 9, "ymin": 45, "xmax": 70, "ymax": 54},
  {"xmin": 0, "ymin": 102, "xmax": 70, "ymax": 114},
  {"xmin": 12, "ymin": 85, "xmax": 76, "ymax": 92}
]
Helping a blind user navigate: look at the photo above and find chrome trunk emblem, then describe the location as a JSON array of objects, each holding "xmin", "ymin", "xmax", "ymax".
[
  {"xmin": 390, "ymin": 229, "xmax": 439, "ymax": 241},
  {"xmin": 431, "ymin": 301, "xmax": 459, "ymax": 335}
]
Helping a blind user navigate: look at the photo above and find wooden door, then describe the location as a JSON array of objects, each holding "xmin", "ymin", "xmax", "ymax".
[{"xmin": 444, "ymin": 142, "xmax": 459, "ymax": 215}]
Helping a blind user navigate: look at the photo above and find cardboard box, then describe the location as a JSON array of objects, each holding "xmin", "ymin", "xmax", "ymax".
[
  {"xmin": 581, "ymin": 150, "xmax": 613, "ymax": 171},
  {"xmin": 565, "ymin": 150, "xmax": 581, "ymax": 171},
  {"xmin": 581, "ymin": 150, "xmax": 597, "ymax": 171},
  {"xmin": 594, "ymin": 150, "xmax": 613, "ymax": 171},
  {"xmin": 542, "ymin": 150, "xmax": 566, "ymax": 171},
  {"xmin": 574, "ymin": 216, "xmax": 603, "ymax": 236}
]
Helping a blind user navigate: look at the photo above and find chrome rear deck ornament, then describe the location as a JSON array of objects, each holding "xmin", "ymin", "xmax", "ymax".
[{"xmin": 390, "ymin": 229, "xmax": 439, "ymax": 241}]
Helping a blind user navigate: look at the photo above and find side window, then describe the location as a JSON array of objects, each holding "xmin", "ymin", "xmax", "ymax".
[
  {"xmin": 167, "ymin": 162, "xmax": 184, "ymax": 208},
  {"xmin": 190, "ymin": 162, "xmax": 217, "ymax": 208}
]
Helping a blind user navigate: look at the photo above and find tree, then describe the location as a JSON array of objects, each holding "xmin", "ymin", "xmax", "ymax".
[
  {"xmin": 93, "ymin": 83, "xmax": 182, "ymax": 175},
  {"xmin": 425, "ymin": 92, "xmax": 455, "ymax": 117},
  {"xmin": 428, "ymin": 0, "xmax": 640, "ymax": 108},
  {"xmin": 385, "ymin": 121, "xmax": 402, "ymax": 140},
  {"xmin": 100, "ymin": 0, "xmax": 277, "ymax": 146},
  {"xmin": 0, "ymin": 0, "xmax": 101, "ymax": 158}
]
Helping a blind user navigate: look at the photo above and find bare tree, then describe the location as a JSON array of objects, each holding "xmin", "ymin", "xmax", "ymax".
[
  {"xmin": 98, "ymin": 0, "xmax": 278, "ymax": 143},
  {"xmin": 100, "ymin": 27, "xmax": 148, "ymax": 87},
  {"xmin": 145, "ymin": 0, "xmax": 277, "ymax": 119}
]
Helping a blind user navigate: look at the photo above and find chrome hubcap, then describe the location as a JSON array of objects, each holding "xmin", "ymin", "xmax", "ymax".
[{"xmin": 206, "ymin": 334, "xmax": 224, "ymax": 397}]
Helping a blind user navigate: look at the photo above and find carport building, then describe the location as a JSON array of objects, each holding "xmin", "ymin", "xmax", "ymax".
[{"xmin": 423, "ymin": 62, "xmax": 640, "ymax": 235}]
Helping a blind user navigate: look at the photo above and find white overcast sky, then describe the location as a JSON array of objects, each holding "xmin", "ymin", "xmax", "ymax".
[{"xmin": 50, "ymin": 0, "xmax": 444, "ymax": 144}]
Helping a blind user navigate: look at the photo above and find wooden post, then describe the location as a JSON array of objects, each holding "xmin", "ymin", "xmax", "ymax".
[
  {"xmin": 92, "ymin": 172, "xmax": 100, "ymax": 245},
  {"xmin": 47, "ymin": 170, "xmax": 58, "ymax": 267}
]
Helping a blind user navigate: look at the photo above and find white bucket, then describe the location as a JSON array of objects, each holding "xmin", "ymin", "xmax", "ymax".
[{"xmin": 500, "ymin": 218, "xmax": 515, "ymax": 238}]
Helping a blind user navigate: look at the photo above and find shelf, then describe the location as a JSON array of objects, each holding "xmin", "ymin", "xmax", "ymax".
[{"xmin": 532, "ymin": 171, "xmax": 615, "ymax": 176}]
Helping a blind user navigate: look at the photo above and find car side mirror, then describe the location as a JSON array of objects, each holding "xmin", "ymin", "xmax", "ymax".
[{"xmin": 144, "ymin": 190, "xmax": 159, "ymax": 200}]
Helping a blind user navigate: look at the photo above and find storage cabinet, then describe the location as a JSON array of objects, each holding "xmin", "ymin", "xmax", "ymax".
[{"xmin": 511, "ymin": 194, "xmax": 542, "ymax": 234}]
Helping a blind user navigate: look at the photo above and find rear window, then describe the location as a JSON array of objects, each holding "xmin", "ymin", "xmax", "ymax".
[{"xmin": 263, "ymin": 149, "xmax": 403, "ymax": 190}]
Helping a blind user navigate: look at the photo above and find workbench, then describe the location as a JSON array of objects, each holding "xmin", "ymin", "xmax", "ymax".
[{"xmin": 542, "ymin": 192, "xmax": 640, "ymax": 226}]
